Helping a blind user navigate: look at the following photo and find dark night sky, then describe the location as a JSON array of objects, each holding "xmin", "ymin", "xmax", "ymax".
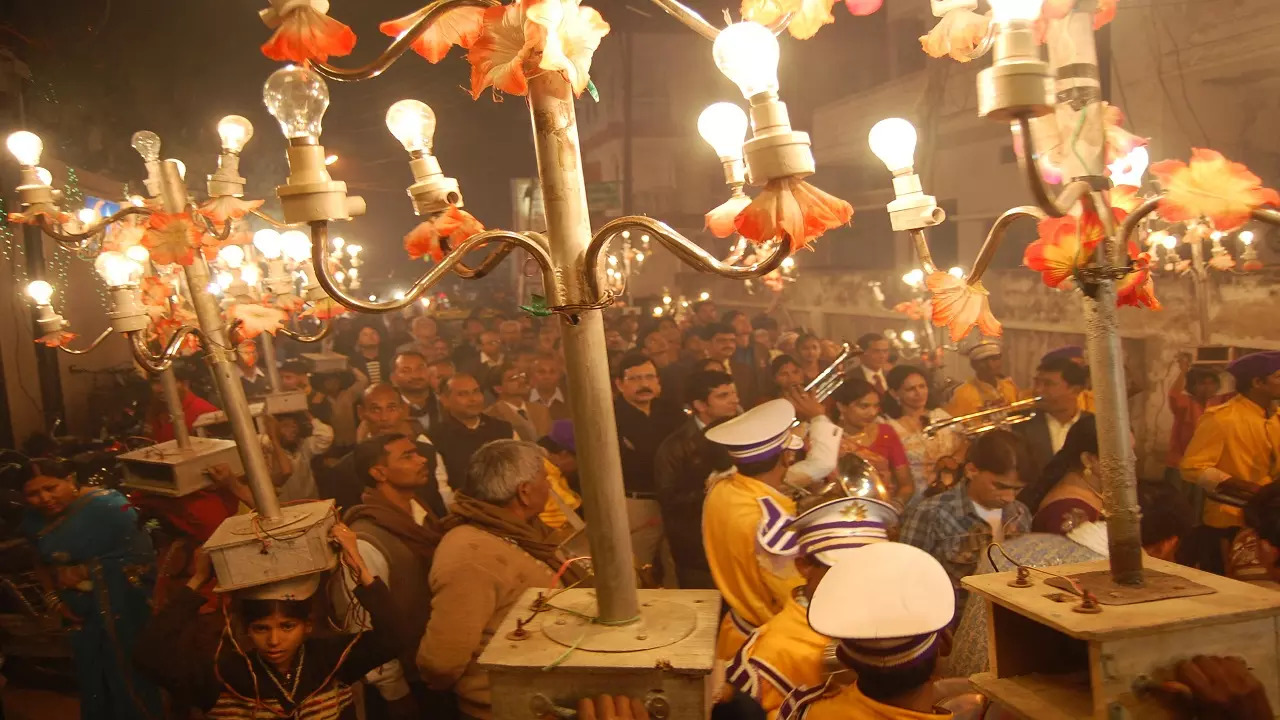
[{"xmin": 1, "ymin": 0, "xmax": 878, "ymax": 286}]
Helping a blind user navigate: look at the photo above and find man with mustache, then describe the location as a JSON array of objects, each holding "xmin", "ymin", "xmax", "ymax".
[{"xmin": 613, "ymin": 351, "xmax": 686, "ymax": 587}]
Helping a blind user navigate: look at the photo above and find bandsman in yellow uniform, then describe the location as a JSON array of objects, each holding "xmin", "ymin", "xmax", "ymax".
[
  {"xmin": 727, "ymin": 496, "xmax": 899, "ymax": 719},
  {"xmin": 703, "ymin": 399, "xmax": 807, "ymax": 660},
  {"xmin": 804, "ymin": 542, "xmax": 957, "ymax": 720},
  {"xmin": 944, "ymin": 342, "xmax": 1019, "ymax": 418},
  {"xmin": 1180, "ymin": 351, "xmax": 1280, "ymax": 529}
]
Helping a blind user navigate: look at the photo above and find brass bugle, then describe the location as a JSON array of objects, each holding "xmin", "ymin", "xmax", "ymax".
[
  {"xmin": 804, "ymin": 343, "xmax": 861, "ymax": 402},
  {"xmin": 924, "ymin": 396, "xmax": 1042, "ymax": 437}
]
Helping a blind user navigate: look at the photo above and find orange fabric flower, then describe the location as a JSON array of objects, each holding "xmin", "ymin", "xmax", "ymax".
[
  {"xmin": 1116, "ymin": 253, "xmax": 1160, "ymax": 310},
  {"xmin": 742, "ymin": 0, "xmax": 839, "ymax": 40},
  {"xmin": 734, "ymin": 178, "xmax": 852, "ymax": 251},
  {"xmin": 404, "ymin": 206, "xmax": 485, "ymax": 262},
  {"xmin": 1036, "ymin": 0, "xmax": 1115, "ymax": 42},
  {"xmin": 142, "ymin": 212, "xmax": 200, "ymax": 266},
  {"xmin": 1150, "ymin": 148, "xmax": 1280, "ymax": 231},
  {"xmin": 1102, "ymin": 103, "xmax": 1146, "ymax": 167},
  {"xmin": 468, "ymin": 2, "xmax": 540, "ymax": 99},
  {"xmin": 1023, "ymin": 211, "xmax": 1109, "ymax": 289},
  {"xmin": 303, "ymin": 297, "xmax": 349, "ymax": 320},
  {"xmin": 198, "ymin": 196, "xmax": 264, "ymax": 224},
  {"xmin": 927, "ymin": 272, "xmax": 1001, "ymax": 342},
  {"xmin": 36, "ymin": 330, "xmax": 77, "ymax": 348},
  {"xmin": 229, "ymin": 303, "xmax": 287, "ymax": 339},
  {"xmin": 1108, "ymin": 185, "xmax": 1142, "ymax": 214},
  {"xmin": 919, "ymin": 9, "xmax": 990, "ymax": 62},
  {"xmin": 893, "ymin": 299, "xmax": 927, "ymax": 321},
  {"xmin": 381, "ymin": 5, "xmax": 487, "ymax": 63},
  {"xmin": 706, "ymin": 195, "xmax": 752, "ymax": 239},
  {"xmin": 529, "ymin": 0, "xmax": 610, "ymax": 96},
  {"xmin": 844, "ymin": 0, "xmax": 882, "ymax": 16},
  {"xmin": 261, "ymin": 5, "xmax": 356, "ymax": 63}
]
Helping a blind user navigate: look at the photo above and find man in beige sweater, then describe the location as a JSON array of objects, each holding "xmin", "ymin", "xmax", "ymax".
[{"xmin": 417, "ymin": 439, "xmax": 559, "ymax": 720}]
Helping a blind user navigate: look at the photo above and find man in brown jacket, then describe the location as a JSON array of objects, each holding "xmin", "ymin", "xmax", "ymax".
[{"xmin": 418, "ymin": 439, "xmax": 560, "ymax": 720}]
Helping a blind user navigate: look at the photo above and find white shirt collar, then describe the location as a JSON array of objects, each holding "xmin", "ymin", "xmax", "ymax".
[
  {"xmin": 410, "ymin": 499, "xmax": 428, "ymax": 526},
  {"xmin": 861, "ymin": 365, "xmax": 885, "ymax": 382},
  {"xmin": 481, "ymin": 351, "xmax": 504, "ymax": 366},
  {"xmin": 531, "ymin": 387, "xmax": 565, "ymax": 405},
  {"xmin": 502, "ymin": 399, "xmax": 528, "ymax": 414},
  {"xmin": 240, "ymin": 365, "xmax": 266, "ymax": 381},
  {"xmin": 1045, "ymin": 410, "xmax": 1082, "ymax": 454}
]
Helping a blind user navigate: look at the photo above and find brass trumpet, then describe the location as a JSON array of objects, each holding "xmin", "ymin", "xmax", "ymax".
[
  {"xmin": 804, "ymin": 343, "xmax": 861, "ymax": 402},
  {"xmin": 924, "ymin": 396, "xmax": 1042, "ymax": 438}
]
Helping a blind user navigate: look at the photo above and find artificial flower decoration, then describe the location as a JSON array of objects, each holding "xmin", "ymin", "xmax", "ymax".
[
  {"xmin": 198, "ymin": 196, "xmax": 264, "ymax": 224},
  {"xmin": 734, "ymin": 178, "xmax": 853, "ymax": 251},
  {"xmin": 742, "ymin": 0, "xmax": 882, "ymax": 39},
  {"xmin": 36, "ymin": 330, "xmax": 77, "ymax": 348},
  {"xmin": 141, "ymin": 212, "xmax": 200, "ymax": 266},
  {"xmin": 259, "ymin": 0, "xmax": 356, "ymax": 63},
  {"xmin": 140, "ymin": 276, "xmax": 177, "ymax": 320},
  {"xmin": 1023, "ymin": 211, "xmax": 1109, "ymax": 289},
  {"xmin": 1207, "ymin": 249, "xmax": 1236, "ymax": 272},
  {"xmin": 844, "ymin": 0, "xmax": 883, "ymax": 15},
  {"xmin": 229, "ymin": 303, "xmax": 287, "ymax": 339},
  {"xmin": 1108, "ymin": 185, "xmax": 1142, "ymax": 214},
  {"xmin": 1150, "ymin": 148, "xmax": 1280, "ymax": 231},
  {"xmin": 893, "ymin": 298, "xmax": 928, "ymax": 321},
  {"xmin": 529, "ymin": 0, "xmax": 611, "ymax": 96},
  {"xmin": 303, "ymin": 297, "xmax": 349, "ymax": 320},
  {"xmin": 1012, "ymin": 116, "xmax": 1064, "ymax": 185},
  {"xmin": 7, "ymin": 207, "xmax": 70, "ymax": 226},
  {"xmin": 1102, "ymin": 104, "xmax": 1146, "ymax": 166},
  {"xmin": 405, "ymin": 206, "xmax": 486, "ymax": 263},
  {"xmin": 273, "ymin": 292, "xmax": 306, "ymax": 314},
  {"xmin": 926, "ymin": 271, "xmax": 1001, "ymax": 341},
  {"xmin": 1116, "ymin": 253, "xmax": 1161, "ymax": 310},
  {"xmin": 705, "ymin": 194, "xmax": 752, "ymax": 238},
  {"xmin": 468, "ymin": 0, "xmax": 610, "ymax": 100},
  {"xmin": 1241, "ymin": 256, "xmax": 1263, "ymax": 273},
  {"xmin": 381, "ymin": 5, "xmax": 487, "ymax": 63},
  {"xmin": 102, "ymin": 223, "xmax": 145, "ymax": 254},
  {"xmin": 920, "ymin": 9, "xmax": 991, "ymax": 62},
  {"xmin": 1041, "ymin": 0, "xmax": 1116, "ymax": 30}
]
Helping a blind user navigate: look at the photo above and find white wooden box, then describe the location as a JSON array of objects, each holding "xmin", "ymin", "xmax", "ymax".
[
  {"xmin": 205, "ymin": 499, "xmax": 338, "ymax": 593},
  {"xmin": 118, "ymin": 437, "xmax": 242, "ymax": 497}
]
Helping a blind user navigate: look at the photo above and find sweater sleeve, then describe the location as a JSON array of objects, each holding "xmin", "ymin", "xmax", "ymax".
[
  {"xmin": 334, "ymin": 578, "xmax": 409, "ymax": 684},
  {"xmin": 133, "ymin": 584, "xmax": 216, "ymax": 701},
  {"xmin": 417, "ymin": 544, "xmax": 500, "ymax": 690}
]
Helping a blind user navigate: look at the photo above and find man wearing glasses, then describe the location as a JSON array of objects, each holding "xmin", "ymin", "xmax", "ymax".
[{"xmin": 485, "ymin": 362, "xmax": 551, "ymax": 441}]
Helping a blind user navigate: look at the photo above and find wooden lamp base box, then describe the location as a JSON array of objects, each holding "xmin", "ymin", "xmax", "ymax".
[
  {"xmin": 118, "ymin": 437, "xmax": 243, "ymax": 497},
  {"xmin": 963, "ymin": 558, "xmax": 1280, "ymax": 720},
  {"xmin": 479, "ymin": 588, "xmax": 720, "ymax": 719},
  {"xmin": 204, "ymin": 499, "xmax": 338, "ymax": 593}
]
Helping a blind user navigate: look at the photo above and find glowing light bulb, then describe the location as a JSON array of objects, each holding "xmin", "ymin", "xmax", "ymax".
[
  {"xmin": 901, "ymin": 329, "xmax": 917, "ymax": 344},
  {"xmin": 6, "ymin": 131, "xmax": 43, "ymax": 166},
  {"xmin": 240, "ymin": 264, "xmax": 260, "ymax": 286},
  {"xmin": 393, "ymin": 289, "xmax": 407, "ymax": 300},
  {"xmin": 130, "ymin": 131, "xmax": 161, "ymax": 162},
  {"xmin": 125, "ymin": 245, "xmax": 151, "ymax": 265},
  {"xmin": 334, "ymin": 270, "xmax": 346, "ymax": 283},
  {"xmin": 608, "ymin": 255, "xmax": 619, "ymax": 266},
  {"xmin": 35, "ymin": 167, "xmax": 52, "ymax": 186},
  {"xmin": 697, "ymin": 102, "xmax": 750, "ymax": 159},
  {"xmin": 128, "ymin": 195, "xmax": 146, "ymax": 207},
  {"xmin": 219, "ymin": 244, "xmax": 246, "ymax": 268},
  {"xmin": 208, "ymin": 282, "xmax": 223, "ymax": 296},
  {"xmin": 94, "ymin": 251, "xmax": 143, "ymax": 287},
  {"xmin": 368, "ymin": 294, "xmax": 377, "ymax": 301},
  {"xmin": 653, "ymin": 306, "xmax": 665, "ymax": 317},
  {"xmin": 662, "ymin": 294, "xmax": 672, "ymax": 305},
  {"xmin": 25, "ymin": 280, "xmax": 54, "ymax": 306},
  {"xmin": 699, "ymin": 291, "xmax": 711, "ymax": 301},
  {"xmin": 385, "ymin": 99, "xmax": 437, "ymax": 155},
  {"xmin": 1107, "ymin": 145, "xmax": 1149, "ymax": 187},
  {"xmin": 325, "ymin": 154, "xmax": 339, "ymax": 166},
  {"xmin": 622, "ymin": 230, "xmax": 631, "ymax": 239},
  {"xmin": 902, "ymin": 268, "xmax": 925, "ymax": 287},
  {"xmin": 948, "ymin": 266, "xmax": 965, "ymax": 279},
  {"xmin": 346, "ymin": 244, "xmax": 362, "ymax": 257},
  {"xmin": 216, "ymin": 115, "xmax": 255, "ymax": 153},
  {"xmin": 216, "ymin": 271, "xmax": 234, "ymax": 290},
  {"xmin": 77, "ymin": 208, "xmax": 100, "ymax": 225},
  {"xmin": 868, "ymin": 118, "xmax": 919, "ymax": 175},
  {"xmin": 332, "ymin": 236, "xmax": 345, "ymax": 251},
  {"xmin": 712, "ymin": 22, "xmax": 781, "ymax": 99},
  {"xmin": 280, "ymin": 230, "xmax": 311, "ymax": 262},
  {"xmin": 1161, "ymin": 233, "xmax": 1178, "ymax": 250},
  {"xmin": 988, "ymin": 0, "xmax": 1045, "ymax": 23},
  {"xmin": 781, "ymin": 256, "xmax": 796, "ymax": 270},
  {"xmin": 348, "ymin": 268, "xmax": 359, "ymax": 280},
  {"xmin": 1239, "ymin": 230, "xmax": 1255, "ymax": 246},
  {"xmin": 166, "ymin": 158, "xmax": 186, "ymax": 179},
  {"xmin": 263, "ymin": 65, "xmax": 330, "ymax": 141},
  {"xmin": 253, "ymin": 229, "xmax": 283, "ymax": 259},
  {"xmin": 1147, "ymin": 230, "xmax": 1169, "ymax": 248},
  {"xmin": 634, "ymin": 252, "xmax": 645, "ymax": 263},
  {"xmin": 420, "ymin": 297, "xmax": 431, "ymax": 308}
]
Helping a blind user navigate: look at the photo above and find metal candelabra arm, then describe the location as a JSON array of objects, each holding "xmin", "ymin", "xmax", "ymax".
[
  {"xmin": 309, "ymin": 221, "xmax": 557, "ymax": 314},
  {"xmin": 127, "ymin": 325, "xmax": 206, "ymax": 374},
  {"xmin": 189, "ymin": 208, "xmax": 234, "ymax": 242},
  {"xmin": 36, "ymin": 206, "xmax": 154, "ymax": 246},
  {"xmin": 310, "ymin": 0, "xmax": 501, "ymax": 83},
  {"xmin": 968, "ymin": 206, "xmax": 1046, "ymax": 282},
  {"xmin": 1116, "ymin": 197, "xmax": 1161, "ymax": 256},
  {"xmin": 248, "ymin": 208, "xmax": 295, "ymax": 228},
  {"xmin": 1013, "ymin": 117, "xmax": 1094, "ymax": 219},
  {"xmin": 442, "ymin": 239, "xmax": 517, "ymax": 280},
  {"xmin": 1251, "ymin": 207, "xmax": 1280, "ymax": 226},
  {"xmin": 278, "ymin": 319, "xmax": 332, "ymax": 343},
  {"xmin": 585, "ymin": 216, "xmax": 790, "ymax": 298},
  {"xmin": 908, "ymin": 228, "xmax": 939, "ymax": 275},
  {"xmin": 55, "ymin": 327, "xmax": 115, "ymax": 356}
]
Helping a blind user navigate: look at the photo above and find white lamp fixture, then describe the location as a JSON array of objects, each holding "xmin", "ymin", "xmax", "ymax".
[
  {"xmin": 210, "ymin": 115, "xmax": 255, "ymax": 197},
  {"xmin": 698, "ymin": 102, "xmax": 750, "ymax": 186},
  {"xmin": 130, "ymin": 130, "xmax": 164, "ymax": 197},
  {"xmin": 25, "ymin": 280, "xmax": 54, "ymax": 307},
  {"xmin": 218, "ymin": 244, "xmax": 246, "ymax": 269},
  {"xmin": 217, "ymin": 115, "xmax": 255, "ymax": 154},
  {"xmin": 25, "ymin": 280, "xmax": 68, "ymax": 335},
  {"xmin": 7, "ymin": 131, "xmax": 57, "ymax": 208},
  {"xmin": 712, "ymin": 22, "xmax": 814, "ymax": 188},
  {"xmin": 166, "ymin": 158, "xmax": 187, "ymax": 180},
  {"xmin": 387, "ymin": 99, "xmax": 462, "ymax": 215},
  {"xmin": 976, "ymin": 0, "xmax": 1052, "ymax": 121},
  {"xmin": 125, "ymin": 244, "xmax": 151, "ymax": 265},
  {"xmin": 988, "ymin": 0, "xmax": 1045, "ymax": 23},
  {"xmin": 869, "ymin": 118, "xmax": 945, "ymax": 231},
  {"xmin": 95, "ymin": 251, "xmax": 148, "ymax": 332},
  {"xmin": 265, "ymin": 65, "xmax": 366, "ymax": 224},
  {"xmin": 1239, "ymin": 230, "xmax": 1255, "ymax": 246}
]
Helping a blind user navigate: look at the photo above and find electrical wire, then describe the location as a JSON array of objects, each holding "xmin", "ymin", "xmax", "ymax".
[{"xmin": 986, "ymin": 541, "xmax": 1088, "ymax": 598}]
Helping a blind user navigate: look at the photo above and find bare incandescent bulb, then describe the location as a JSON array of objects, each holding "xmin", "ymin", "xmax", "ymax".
[
  {"xmin": 166, "ymin": 158, "xmax": 187, "ymax": 179},
  {"xmin": 712, "ymin": 22, "xmax": 780, "ymax": 99},
  {"xmin": 987, "ymin": 0, "xmax": 1045, "ymax": 23},
  {"xmin": 1107, "ymin": 145, "xmax": 1149, "ymax": 187},
  {"xmin": 1239, "ymin": 230, "xmax": 1255, "ymax": 246},
  {"xmin": 35, "ymin": 167, "xmax": 53, "ymax": 186},
  {"xmin": 217, "ymin": 115, "xmax": 255, "ymax": 153},
  {"xmin": 218, "ymin": 244, "xmax": 246, "ymax": 268},
  {"xmin": 130, "ymin": 130, "xmax": 162, "ymax": 162},
  {"xmin": 95, "ymin": 251, "xmax": 144, "ymax": 288},
  {"xmin": 868, "ymin": 118, "xmax": 919, "ymax": 175},
  {"xmin": 125, "ymin": 245, "xmax": 151, "ymax": 265},
  {"xmin": 6, "ymin": 131, "xmax": 43, "ymax": 166},
  {"xmin": 385, "ymin": 100, "xmax": 437, "ymax": 155},
  {"xmin": 697, "ymin": 103, "xmax": 750, "ymax": 159},
  {"xmin": 253, "ymin": 229, "xmax": 283, "ymax": 259},
  {"xmin": 25, "ymin": 280, "xmax": 54, "ymax": 306},
  {"xmin": 280, "ymin": 230, "xmax": 312, "ymax": 263},
  {"xmin": 263, "ymin": 65, "xmax": 330, "ymax": 142}
]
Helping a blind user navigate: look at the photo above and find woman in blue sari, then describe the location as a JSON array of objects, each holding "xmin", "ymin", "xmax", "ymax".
[{"xmin": 19, "ymin": 458, "xmax": 162, "ymax": 720}]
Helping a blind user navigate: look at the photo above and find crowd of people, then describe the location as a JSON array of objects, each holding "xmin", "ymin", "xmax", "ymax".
[{"xmin": 9, "ymin": 299, "xmax": 1280, "ymax": 720}]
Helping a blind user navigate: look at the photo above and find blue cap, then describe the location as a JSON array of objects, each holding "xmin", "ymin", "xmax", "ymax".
[
  {"xmin": 546, "ymin": 419, "xmax": 576, "ymax": 453},
  {"xmin": 1042, "ymin": 345, "xmax": 1084, "ymax": 363},
  {"xmin": 1227, "ymin": 350, "xmax": 1280, "ymax": 386}
]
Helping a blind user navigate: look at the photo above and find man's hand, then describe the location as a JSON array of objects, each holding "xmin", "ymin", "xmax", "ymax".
[
  {"xmin": 1176, "ymin": 352, "xmax": 1193, "ymax": 374},
  {"xmin": 187, "ymin": 548, "xmax": 214, "ymax": 591},
  {"xmin": 1172, "ymin": 655, "xmax": 1273, "ymax": 720},
  {"xmin": 1218, "ymin": 478, "xmax": 1263, "ymax": 501},
  {"xmin": 785, "ymin": 387, "xmax": 825, "ymax": 422},
  {"xmin": 575, "ymin": 696, "xmax": 649, "ymax": 720}
]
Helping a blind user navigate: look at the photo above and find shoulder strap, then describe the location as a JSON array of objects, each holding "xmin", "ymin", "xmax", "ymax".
[{"xmin": 756, "ymin": 496, "xmax": 798, "ymax": 556}]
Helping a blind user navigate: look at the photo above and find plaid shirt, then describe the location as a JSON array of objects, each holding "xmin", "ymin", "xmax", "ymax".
[{"xmin": 899, "ymin": 480, "xmax": 1031, "ymax": 614}]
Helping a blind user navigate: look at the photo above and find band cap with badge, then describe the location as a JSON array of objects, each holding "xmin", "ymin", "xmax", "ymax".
[
  {"xmin": 788, "ymin": 497, "xmax": 900, "ymax": 567},
  {"xmin": 705, "ymin": 398, "xmax": 805, "ymax": 463}
]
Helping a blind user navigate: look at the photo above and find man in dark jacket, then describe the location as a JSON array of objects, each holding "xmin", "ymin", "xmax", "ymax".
[
  {"xmin": 427, "ymin": 373, "xmax": 516, "ymax": 493},
  {"xmin": 654, "ymin": 370, "xmax": 740, "ymax": 589}
]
